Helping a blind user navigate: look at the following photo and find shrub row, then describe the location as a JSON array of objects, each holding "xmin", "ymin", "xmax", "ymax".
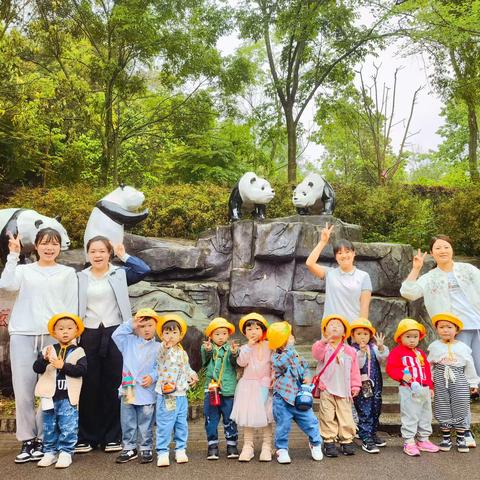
[{"xmin": 0, "ymin": 183, "xmax": 478, "ymax": 255}]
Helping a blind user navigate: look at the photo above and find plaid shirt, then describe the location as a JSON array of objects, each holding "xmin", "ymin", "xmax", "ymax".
[{"xmin": 272, "ymin": 347, "xmax": 311, "ymax": 406}]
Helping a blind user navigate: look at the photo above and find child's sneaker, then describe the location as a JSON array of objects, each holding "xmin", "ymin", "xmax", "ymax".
[
  {"xmin": 456, "ymin": 438, "xmax": 469, "ymax": 453},
  {"xmin": 310, "ymin": 444, "xmax": 323, "ymax": 461},
  {"xmin": 438, "ymin": 438, "xmax": 452, "ymax": 452},
  {"xmin": 323, "ymin": 442, "xmax": 339, "ymax": 458},
  {"xmin": 55, "ymin": 452, "xmax": 72, "ymax": 469},
  {"xmin": 175, "ymin": 449, "xmax": 188, "ymax": 463},
  {"xmin": 465, "ymin": 430, "xmax": 476, "ymax": 448},
  {"xmin": 226, "ymin": 445, "xmax": 239, "ymax": 459},
  {"xmin": 157, "ymin": 453, "xmax": 170, "ymax": 467},
  {"xmin": 37, "ymin": 452, "xmax": 58, "ymax": 467},
  {"xmin": 207, "ymin": 445, "xmax": 219, "ymax": 460},
  {"xmin": 373, "ymin": 434, "xmax": 386, "ymax": 447},
  {"xmin": 361, "ymin": 439, "xmax": 380, "ymax": 454},
  {"xmin": 415, "ymin": 440, "xmax": 439, "ymax": 453},
  {"xmin": 276, "ymin": 449, "xmax": 291, "ymax": 464},
  {"xmin": 139, "ymin": 450, "xmax": 153, "ymax": 463},
  {"xmin": 32, "ymin": 439, "xmax": 44, "ymax": 461},
  {"xmin": 340, "ymin": 443, "xmax": 356, "ymax": 455},
  {"xmin": 115, "ymin": 449, "xmax": 138, "ymax": 463},
  {"xmin": 403, "ymin": 443, "xmax": 420, "ymax": 456}
]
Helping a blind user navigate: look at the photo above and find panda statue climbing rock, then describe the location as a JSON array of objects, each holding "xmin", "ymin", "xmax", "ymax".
[
  {"xmin": 83, "ymin": 184, "xmax": 148, "ymax": 253},
  {"xmin": 292, "ymin": 173, "xmax": 336, "ymax": 215},
  {"xmin": 228, "ymin": 172, "xmax": 275, "ymax": 221},
  {"xmin": 0, "ymin": 208, "xmax": 70, "ymax": 264}
]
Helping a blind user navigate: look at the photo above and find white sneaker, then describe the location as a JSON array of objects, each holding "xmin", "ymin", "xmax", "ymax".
[
  {"xmin": 175, "ymin": 449, "xmax": 188, "ymax": 463},
  {"xmin": 310, "ymin": 444, "xmax": 324, "ymax": 461},
  {"xmin": 37, "ymin": 452, "xmax": 58, "ymax": 467},
  {"xmin": 465, "ymin": 431, "xmax": 476, "ymax": 448},
  {"xmin": 157, "ymin": 453, "xmax": 170, "ymax": 467},
  {"xmin": 276, "ymin": 449, "xmax": 291, "ymax": 464},
  {"xmin": 55, "ymin": 452, "xmax": 72, "ymax": 469}
]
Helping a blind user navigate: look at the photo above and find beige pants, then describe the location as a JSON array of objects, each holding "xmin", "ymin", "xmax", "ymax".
[{"xmin": 319, "ymin": 391, "xmax": 356, "ymax": 443}]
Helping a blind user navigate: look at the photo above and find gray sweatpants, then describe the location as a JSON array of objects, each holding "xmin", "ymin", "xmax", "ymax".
[
  {"xmin": 10, "ymin": 334, "xmax": 56, "ymax": 442},
  {"xmin": 399, "ymin": 385, "xmax": 433, "ymax": 442}
]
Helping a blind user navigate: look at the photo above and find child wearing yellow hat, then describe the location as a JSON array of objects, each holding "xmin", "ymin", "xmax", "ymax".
[
  {"xmin": 427, "ymin": 312, "xmax": 480, "ymax": 453},
  {"xmin": 386, "ymin": 318, "xmax": 439, "ymax": 456},
  {"xmin": 349, "ymin": 318, "xmax": 389, "ymax": 454},
  {"xmin": 230, "ymin": 312, "xmax": 273, "ymax": 462},
  {"xmin": 311, "ymin": 314, "xmax": 361, "ymax": 458},
  {"xmin": 201, "ymin": 317, "xmax": 239, "ymax": 460},
  {"xmin": 154, "ymin": 314, "xmax": 198, "ymax": 467},
  {"xmin": 111, "ymin": 308, "xmax": 161, "ymax": 464},
  {"xmin": 33, "ymin": 313, "xmax": 87, "ymax": 469},
  {"xmin": 267, "ymin": 321, "xmax": 323, "ymax": 464}
]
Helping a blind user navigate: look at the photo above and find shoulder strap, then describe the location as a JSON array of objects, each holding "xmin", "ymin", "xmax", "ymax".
[{"xmin": 317, "ymin": 341, "xmax": 343, "ymax": 378}]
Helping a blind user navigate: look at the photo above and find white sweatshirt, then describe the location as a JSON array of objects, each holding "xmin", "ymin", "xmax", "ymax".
[{"xmin": 0, "ymin": 253, "xmax": 78, "ymax": 335}]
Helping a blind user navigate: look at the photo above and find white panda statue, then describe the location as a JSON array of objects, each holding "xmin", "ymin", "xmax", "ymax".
[
  {"xmin": 228, "ymin": 172, "xmax": 275, "ymax": 221},
  {"xmin": 83, "ymin": 184, "xmax": 148, "ymax": 253},
  {"xmin": 292, "ymin": 173, "xmax": 336, "ymax": 215},
  {"xmin": 0, "ymin": 208, "xmax": 71, "ymax": 263}
]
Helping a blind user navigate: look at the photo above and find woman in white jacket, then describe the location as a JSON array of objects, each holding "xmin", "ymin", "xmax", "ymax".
[
  {"xmin": 400, "ymin": 234, "xmax": 480, "ymax": 447},
  {"xmin": 0, "ymin": 229, "xmax": 78, "ymax": 463}
]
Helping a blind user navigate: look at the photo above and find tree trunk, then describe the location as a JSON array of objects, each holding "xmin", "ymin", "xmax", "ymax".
[
  {"xmin": 102, "ymin": 81, "xmax": 114, "ymax": 186},
  {"xmin": 285, "ymin": 108, "xmax": 297, "ymax": 183},
  {"xmin": 466, "ymin": 99, "xmax": 479, "ymax": 182}
]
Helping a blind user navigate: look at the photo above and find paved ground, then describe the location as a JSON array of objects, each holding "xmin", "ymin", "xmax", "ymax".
[{"xmin": 1, "ymin": 420, "xmax": 479, "ymax": 480}]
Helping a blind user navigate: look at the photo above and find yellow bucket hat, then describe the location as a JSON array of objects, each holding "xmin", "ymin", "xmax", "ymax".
[
  {"xmin": 205, "ymin": 317, "xmax": 235, "ymax": 337},
  {"xmin": 431, "ymin": 312, "xmax": 463, "ymax": 331},
  {"xmin": 349, "ymin": 317, "xmax": 376, "ymax": 338},
  {"xmin": 266, "ymin": 321, "xmax": 292, "ymax": 350},
  {"xmin": 134, "ymin": 308, "xmax": 162, "ymax": 323},
  {"xmin": 238, "ymin": 312, "xmax": 269, "ymax": 337},
  {"xmin": 393, "ymin": 318, "xmax": 426, "ymax": 343},
  {"xmin": 48, "ymin": 313, "xmax": 84, "ymax": 338},
  {"xmin": 321, "ymin": 314, "xmax": 350, "ymax": 339},
  {"xmin": 156, "ymin": 313, "xmax": 188, "ymax": 340}
]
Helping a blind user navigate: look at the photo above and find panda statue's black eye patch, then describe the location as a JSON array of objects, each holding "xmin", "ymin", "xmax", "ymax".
[
  {"xmin": 308, "ymin": 182, "xmax": 314, "ymax": 187},
  {"xmin": 303, "ymin": 192, "xmax": 306, "ymax": 196}
]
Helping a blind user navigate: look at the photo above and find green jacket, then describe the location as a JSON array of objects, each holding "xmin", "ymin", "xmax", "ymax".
[{"xmin": 201, "ymin": 343, "xmax": 238, "ymax": 397}]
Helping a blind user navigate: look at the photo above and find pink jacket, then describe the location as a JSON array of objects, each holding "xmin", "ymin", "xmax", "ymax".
[{"xmin": 312, "ymin": 340, "xmax": 362, "ymax": 398}]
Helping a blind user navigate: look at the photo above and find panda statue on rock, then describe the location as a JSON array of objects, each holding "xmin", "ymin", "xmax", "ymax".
[
  {"xmin": 83, "ymin": 184, "xmax": 148, "ymax": 254},
  {"xmin": 228, "ymin": 172, "xmax": 275, "ymax": 222},
  {"xmin": 292, "ymin": 173, "xmax": 336, "ymax": 215},
  {"xmin": 0, "ymin": 208, "xmax": 70, "ymax": 264}
]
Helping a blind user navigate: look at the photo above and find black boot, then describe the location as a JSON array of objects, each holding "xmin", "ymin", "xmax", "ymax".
[
  {"xmin": 227, "ymin": 444, "xmax": 239, "ymax": 459},
  {"xmin": 207, "ymin": 444, "xmax": 219, "ymax": 460}
]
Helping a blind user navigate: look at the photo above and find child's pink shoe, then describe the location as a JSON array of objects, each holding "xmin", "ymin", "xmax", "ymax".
[
  {"xmin": 403, "ymin": 443, "xmax": 421, "ymax": 456},
  {"xmin": 416, "ymin": 440, "xmax": 439, "ymax": 453}
]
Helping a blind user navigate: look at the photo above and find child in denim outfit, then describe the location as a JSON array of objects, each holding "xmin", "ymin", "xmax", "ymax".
[
  {"xmin": 155, "ymin": 314, "xmax": 198, "ymax": 467},
  {"xmin": 112, "ymin": 308, "xmax": 161, "ymax": 464},
  {"xmin": 33, "ymin": 313, "xmax": 87, "ymax": 469},
  {"xmin": 268, "ymin": 321, "xmax": 323, "ymax": 464}
]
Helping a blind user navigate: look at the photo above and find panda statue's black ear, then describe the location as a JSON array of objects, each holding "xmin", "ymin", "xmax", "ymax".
[
  {"xmin": 119, "ymin": 182, "xmax": 125, "ymax": 190},
  {"xmin": 249, "ymin": 176, "xmax": 257, "ymax": 184},
  {"xmin": 308, "ymin": 182, "xmax": 314, "ymax": 187},
  {"xmin": 54, "ymin": 215, "xmax": 62, "ymax": 222},
  {"xmin": 34, "ymin": 219, "xmax": 44, "ymax": 229}
]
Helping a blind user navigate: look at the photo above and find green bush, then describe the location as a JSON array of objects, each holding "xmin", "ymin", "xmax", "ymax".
[{"xmin": 1, "ymin": 181, "xmax": 478, "ymax": 256}]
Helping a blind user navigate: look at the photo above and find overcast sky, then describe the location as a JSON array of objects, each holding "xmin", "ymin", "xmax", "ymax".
[{"xmin": 217, "ymin": 6, "xmax": 445, "ymax": 169}]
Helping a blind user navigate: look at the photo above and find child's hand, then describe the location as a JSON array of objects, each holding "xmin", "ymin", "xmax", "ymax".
[
  {"xmin": 163, "ymin": 339, "xmax": 176, "ymax": 349},
  {"xmin": 374, "ymin": 332, "xmax": 386, "ymax": 352},
  {"xmin": 402, "ymin": 373, "xmax": 412, "ymax": 383},
  {"xmin": 141, "ymin": 375, "xmax": 153, "ymax": 387},
  {"xmin": 188, "ymin": 372, "xmax": 199, "ymax": 387},
  {"xmin": 412, "ymin": 249, "xmax": 426, "ymax": 272},
  {"xmin": 50, "ymin": 357, "xmax": 64, "ymax": 370},
  {"xmin": 303, "ymin": 377, "xmax": 311, "ymax": 384},
  {"xmin": 321, "ymin": 334, "xmax": 333, "ymax": 344},
  {"xmin": 319, "ymin": 222, "xmax": 334, "ymax": 243},
  {"xmin": 44, "ymin": 345, "xmax": 53, "ymax": 361},
  {"xmin": 351, "ymin": 388, "xmax": 359, "ymax": 397},
  {"xmin": 230, "ymin": 340, "xmax": 239, "ymax": 355},
  {"xmin": 248, "ymin": 338, "xmax": 257, "ymax": 346},
  {"xmin": 203, "ymin": 339, "xmax": 212, "ymax": 352},
  {"xmin": 470, "ymin": 387, "xmax": 478, "ymax": 395},
  {"xmin": 360, "ymin": 343, "xmax": 368, "ymax": 352}
]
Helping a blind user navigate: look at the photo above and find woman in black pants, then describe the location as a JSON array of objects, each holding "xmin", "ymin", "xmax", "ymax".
[{"xmin": 76, "ymin": 236, "xmax": 150, "ymax": 453}]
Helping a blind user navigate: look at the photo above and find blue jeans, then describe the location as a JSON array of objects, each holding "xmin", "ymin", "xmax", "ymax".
[
  {"xmin": 43, "ymin": 398, "xmax": 78, "ymax": 454},
  {"xmin": 273, "ymin": 393, "xmax": 322, "ymax": 450},
  {"xmin": 155, "ymin": 395, "xmax": 188, "ymax": 454},
  {"xmin": 120, "ymin": 401, "xmax": 155, "ymax": 451},
  {"xmin": 203, "ymin": 395, "xmax": 238, "ymax": 446}
]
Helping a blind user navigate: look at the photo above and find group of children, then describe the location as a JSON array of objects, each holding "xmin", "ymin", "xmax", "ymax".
[{"xmin": 32, "ymin": 307, "xmax": 479, "ymax": 468}]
